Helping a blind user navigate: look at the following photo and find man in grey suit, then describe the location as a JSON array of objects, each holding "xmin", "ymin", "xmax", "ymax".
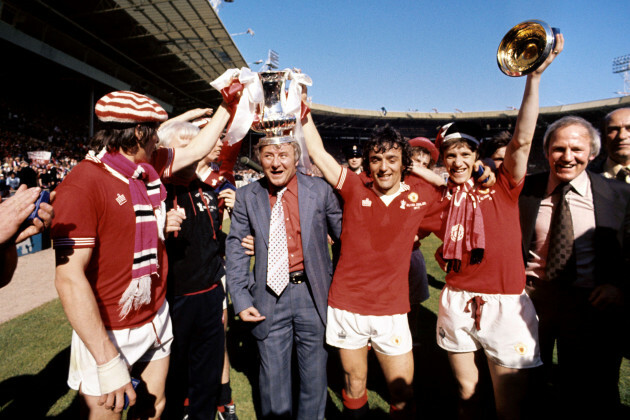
[
  {"xmin": 519, "ymin": 115, "xmax": 630, "ymax": 418},
  {"xmin": 226, "ymin": 136, "xmax": 342, "ymax": 420}
]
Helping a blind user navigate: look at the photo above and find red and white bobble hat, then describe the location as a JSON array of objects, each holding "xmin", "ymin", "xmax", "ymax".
[{"xmin": 95, "ymin": 91, "xmax": 168, "ymax": 123}]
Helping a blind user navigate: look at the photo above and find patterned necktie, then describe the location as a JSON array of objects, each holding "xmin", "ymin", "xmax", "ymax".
[
  {"xmin": 616, "ymin": 167, "xmax": 630, "ymax": 183},
  {"xmin": 267, "ymin": 187, "xmax": 290, "ymax": 296},
  {"xmin": 546, "ymin": 183, "xmax": 575, "ymax": 282}
]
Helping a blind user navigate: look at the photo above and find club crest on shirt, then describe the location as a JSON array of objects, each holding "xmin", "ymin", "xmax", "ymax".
[
  {"xmin": 116, "ymin": 193, "xmax": 127, "ymax": 206},
  {"xmin": 361, "ymin": 198, "xmax": 372, "ymax": 207},
  {"xmin": 408, "ymin": 192, "xmax": 419, "ymax": 202}
]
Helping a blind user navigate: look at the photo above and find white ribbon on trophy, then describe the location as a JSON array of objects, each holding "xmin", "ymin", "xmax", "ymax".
[
  {"xmin": 284, "ymin": 69, "xmax": 313, "ymax": 174},
  {"xmin": 210, "ymin": 67, "xmax": 263, "ymax": 146},
  {"xmin": 210, "ymin": 67, "xmax": 314, "ymax": 174}
]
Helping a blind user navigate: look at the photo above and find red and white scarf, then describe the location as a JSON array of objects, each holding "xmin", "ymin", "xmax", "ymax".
[
  {"xmin": 100, "ymin": 151, "xmax": 167, "ymax": 319},
  {"xmin": 440, "ymin": 178, "xmax": 485, "ymax": 272}
]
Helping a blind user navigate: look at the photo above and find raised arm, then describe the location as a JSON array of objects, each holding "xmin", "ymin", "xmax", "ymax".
[
  {"xmin": 503, "ymin": 34, "xmax": 564, "ymax": 183},
  {"xmin": 301, "ymin": 94, "xmax": 343, "ymax": 186},
  {"xmin": 161, "ymin": 107, "xmax": 213, "ymax": 126},
  {"xmin": 169, "ymin": 103, "xmax": 231, "ymax": 174}
]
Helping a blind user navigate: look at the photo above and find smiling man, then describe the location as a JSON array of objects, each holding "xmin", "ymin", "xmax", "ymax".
[
  {"xmin": 519, "ymin": 115, "xmax": 630, "ymax": 418},
  {"xmin": 302, "ymin": 114, "xmax": 445, "ymax": 417},
  {"xmin": 225, "ymin": 136, "xmax": 341, "ymax": 419}
]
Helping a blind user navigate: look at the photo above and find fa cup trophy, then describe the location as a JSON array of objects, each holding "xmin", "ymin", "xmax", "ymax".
[{"xmin": 251, "ymin": 70, "xmax": 297, "ymax": 145}]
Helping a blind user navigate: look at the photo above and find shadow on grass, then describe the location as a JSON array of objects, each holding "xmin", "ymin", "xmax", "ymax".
[
  {"xmin": 427, "ymin": 273, "xmax": 445, "ymax": 290},
  {"xmin": 0, "ymin": 346, "xmax": 79, "ymax": 418}
]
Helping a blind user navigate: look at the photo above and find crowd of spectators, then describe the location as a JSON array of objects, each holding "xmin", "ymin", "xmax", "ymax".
[{"xmin": 0, "ymin": 99, "xmax": 94, "ymax": 197}]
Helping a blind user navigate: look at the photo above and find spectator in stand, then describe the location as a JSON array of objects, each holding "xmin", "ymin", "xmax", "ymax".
[
  {"xmin": 6, "ymin": 172, "xmax": 20, "ymax": 193},
  {"xmin": 18, "ymin": 159, "xmax": 37, "ymax": 188},
  {"xmin": 0, "ymin": 173, "xmax": 9, "ymax": 198}
]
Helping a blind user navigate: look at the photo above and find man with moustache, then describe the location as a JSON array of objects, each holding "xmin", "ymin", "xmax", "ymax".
[
  {"xmin": 225, "ymin": 135, "xmax": 342, "ymax": 419},
  {"xmin": 519, "ymin": 115, "xmax": 630, "ymax": 418}
]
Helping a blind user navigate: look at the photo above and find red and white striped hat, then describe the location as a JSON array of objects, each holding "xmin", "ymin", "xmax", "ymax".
[{"xmin": 95, "ymin": 91, "xmax": 168, "ymax": 123}]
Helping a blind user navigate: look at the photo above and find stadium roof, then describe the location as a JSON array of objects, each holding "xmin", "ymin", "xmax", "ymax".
[
  {"xmin": 0, "ymin": 0, "xmax": 247, "ymax": 112},
  {"xmin": 1, "ymin": 0, "xmax": 628, "ymax": 146},
  {"xmin": 310, "ymin": 95, "xmax": 630, "ymax": 142}
]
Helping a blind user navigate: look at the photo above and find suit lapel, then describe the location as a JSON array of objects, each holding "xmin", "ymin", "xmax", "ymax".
[
  {"xmin": 252, "ymin": 180, "xmax": 272, "ymax": 248},
  {"xmin": 519, "ymin": 172, "xmax": 549, "ymax": 261},
  {"xmin": 589, "ymin": 171, "xmax": 616, "ymax": 226}
]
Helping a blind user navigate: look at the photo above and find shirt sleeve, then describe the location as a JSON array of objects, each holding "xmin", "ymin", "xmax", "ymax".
[
  {"xmin": 496, "ymin": 164, "xmax": 524, "ymax": 202},
  {"xmin": 335, "ymin": 167, "xmax": 363, "ymax": 202},
  {"xmin": 50, "ymin": 168, "xmax": 99, "ymax": 249}
]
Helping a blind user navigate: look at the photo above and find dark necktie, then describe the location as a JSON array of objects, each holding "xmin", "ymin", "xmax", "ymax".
[
  {"xmin": 616, "ymin": 167, "xmax": 630, "ymax": 183},
  {"xmin": 546, "ymin": 183, "xmax": 575, "ymax": 283}
]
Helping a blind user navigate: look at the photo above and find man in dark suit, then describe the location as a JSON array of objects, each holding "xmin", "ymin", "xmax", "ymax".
[
  {"xmin": 590, "ymin": 107, "xmax": 630, "ymax": 183},
  {"xmin": 226, "ymin": 137, "xmax": 342, "ymax": 419},
  {"xmin": 519, "ymin": 115, "xmax": 630, "ymax": 418}
]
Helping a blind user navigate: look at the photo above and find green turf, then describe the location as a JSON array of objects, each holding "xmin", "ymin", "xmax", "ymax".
[{"xmin": 0, "ymin": 234, "xmax": 628, "ymax": 418}]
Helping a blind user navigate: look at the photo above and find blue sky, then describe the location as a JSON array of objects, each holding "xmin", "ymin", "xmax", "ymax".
[{"xmin": 218, "ymin": 0, "xmax": 629, "ymax": 113}]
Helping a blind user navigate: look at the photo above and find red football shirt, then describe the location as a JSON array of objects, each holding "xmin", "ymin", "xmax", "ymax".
[
  {"xmin": 328, "ymin": 168, "xmax": 442, "ymax": 315},
  {"xmin": 51, "ymin": 149, "xmax": 173, "ymax": 329}
]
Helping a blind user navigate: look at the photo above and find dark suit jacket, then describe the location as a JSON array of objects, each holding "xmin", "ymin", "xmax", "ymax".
[
  {"xmin": 226, "ymin": 172, "xmax": 342, "ymax": 340},
  {"xmin": 519, "ymin": 170, "xmax": 630, "ymax": 290}
]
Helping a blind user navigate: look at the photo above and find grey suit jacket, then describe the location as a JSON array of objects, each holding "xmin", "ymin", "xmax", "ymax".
[
  {"xmin": 519, "ymin": 170, "xmax": 630, "ymax": 290},
  {"xmin": 226, "ymin": 172, "xmax": 342, "ymax": 339}
]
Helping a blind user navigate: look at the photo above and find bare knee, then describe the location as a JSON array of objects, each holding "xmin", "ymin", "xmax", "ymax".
[
  {"xmin": 456, "ymin": 377, "xmax": 479, "ymax": 401},
  {"xmin": 345, "ymin": 371, "xmax": 368, "ymax": 398}
]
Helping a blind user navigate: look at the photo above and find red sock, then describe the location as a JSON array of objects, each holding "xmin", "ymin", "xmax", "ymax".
[
  {"xmin": 342, "ymin": 388, "xmax": 368, "ymax": 408},
  {"xmin": 217, "ymin": 400, "xmax": 234, "ymax": 412}
]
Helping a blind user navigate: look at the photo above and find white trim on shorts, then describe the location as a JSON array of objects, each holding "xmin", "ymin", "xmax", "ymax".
[
  {"xmin": 325, "ymin": 306, "xmax": 412, "ymax": 356},
  {"xmin": 67, "ymin": 300, "xmax": 173, "ymax": 396},
  {"xmin": 436, "ymin": 285, "xmax": 542, "ymax": 369}
]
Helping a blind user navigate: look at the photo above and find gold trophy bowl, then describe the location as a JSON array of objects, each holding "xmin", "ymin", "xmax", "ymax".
[{"xmin": 497, "ymin": 20, "xmax": 559, "ymax": 77}]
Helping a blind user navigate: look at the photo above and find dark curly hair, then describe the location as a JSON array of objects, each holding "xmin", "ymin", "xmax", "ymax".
[
  {"xmin": 90, "ymin": 122, "xmax": 159, "ymax": 155},
  {"xmin": 361, "ymin": 125, "xmax": 413, "ymax": 179},
  {"xmin": 479, "ymin": 130, "xmax": 511, "ymax": 160}
]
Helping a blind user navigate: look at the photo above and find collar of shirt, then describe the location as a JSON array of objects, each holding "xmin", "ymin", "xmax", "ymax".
[
  {"xmin": 545, "ymin": 169, "xmax": 590, "ymax": 198},
  {"xmin": 603, "ymin": 157, "xmax": 630, "ymax": 179},
  {"xmin": 268, "ymin": 173, "xmax": 298, "ymax": 206}
]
